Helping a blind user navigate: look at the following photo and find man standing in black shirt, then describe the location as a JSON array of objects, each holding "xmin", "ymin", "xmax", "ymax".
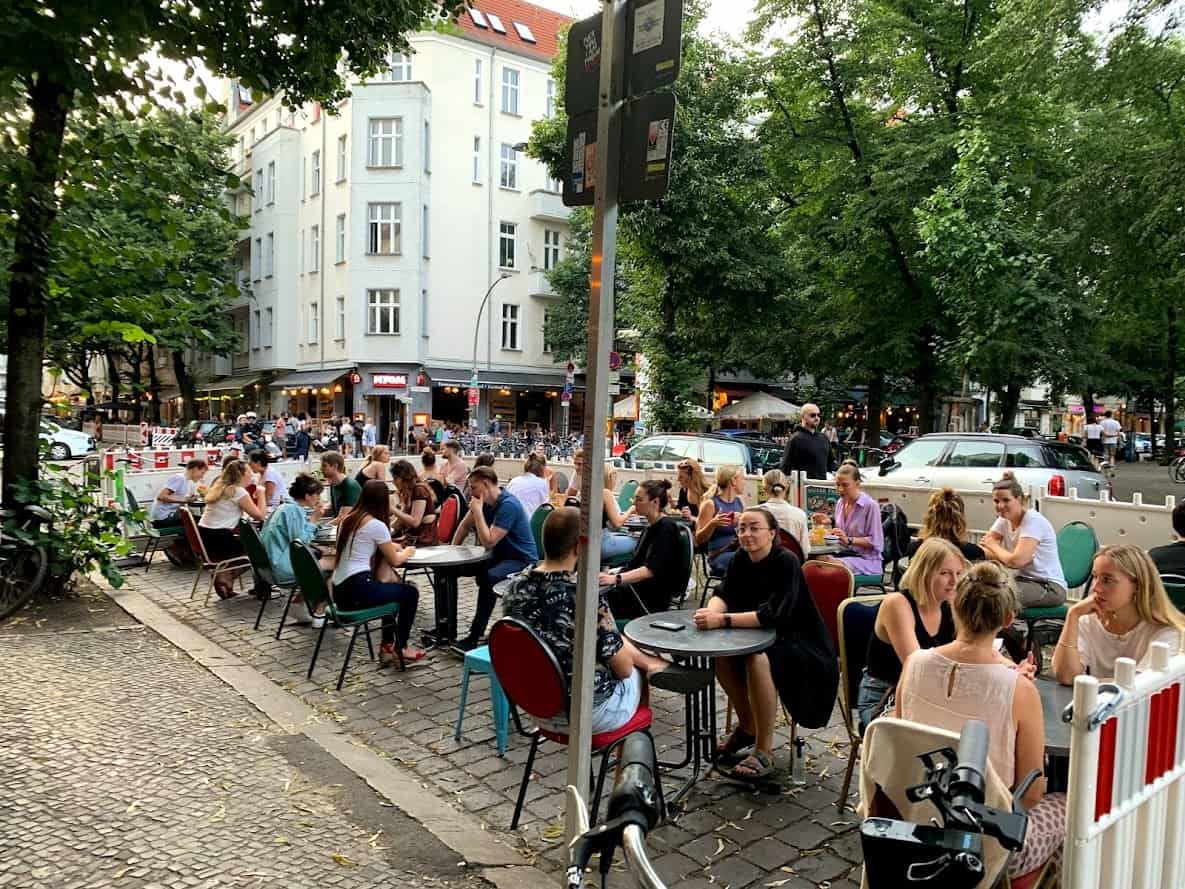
[{"xmin": 780, "ymin": 403, "xmax": 833, "ymax": 479}]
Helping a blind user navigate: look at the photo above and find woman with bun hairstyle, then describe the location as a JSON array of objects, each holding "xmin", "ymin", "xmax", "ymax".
[
  {"xmin": 908, "ymin": 487, "xmax": 985, "ymax": 561},
  {"xmin": 829, "ymin": 461, "xmax": 883, "ymax": 576},
  {"xmin": 897, "ymin": 561, "xmax": 1064, "ymax": 878},
  {"xmin": 600, "ymin": 480, "xmax": 685, "ymax": 619},
  {"xmin": 759, "ymin": 469, "xmax": 809, "ymax": 557},
  {"xmin": 1053, "ymin": 544, "xmax": 1185, "ymax": 685},
  {"xmin": 354, "ymin": 445, "xmax": 391, "ymax": 487},
  {"xmin": 259, "ymin": 473, "xmax": 329, "ymax": 587},
  {"xmin": 980, "ymin": 472, "xmax": 1066, "ymax": 608}
]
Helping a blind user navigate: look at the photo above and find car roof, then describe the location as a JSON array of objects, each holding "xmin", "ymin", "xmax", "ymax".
[
  {"xmin": 911, "ymin": 432, "xmax": 1046, "ymax": 444},
  {"xmin": 656, "ymin": 432, "xmax": 782, "ymax": 446}
]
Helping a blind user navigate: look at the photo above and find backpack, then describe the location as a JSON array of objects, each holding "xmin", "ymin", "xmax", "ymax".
[{"xmin": 881, "ymin": 503, "xmax": 911, "ymax": 586}]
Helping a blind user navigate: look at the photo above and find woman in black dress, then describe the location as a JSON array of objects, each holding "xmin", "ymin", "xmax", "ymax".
[{"xmin": 694, "ymin": 506, "xmax": 838, "ymax": 781}]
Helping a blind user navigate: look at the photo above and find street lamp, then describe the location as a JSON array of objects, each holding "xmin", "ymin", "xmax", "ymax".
[{"xmin": 470, "ymin": 272, "xmax": 512, "ymax": 430}]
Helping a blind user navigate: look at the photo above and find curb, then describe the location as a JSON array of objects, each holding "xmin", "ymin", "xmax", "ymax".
[{"xmin": 103, "ymin": 583, "xmax": 555, "ymax": 888}]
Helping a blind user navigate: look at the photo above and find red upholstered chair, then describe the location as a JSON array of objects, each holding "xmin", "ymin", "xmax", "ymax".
[
  {"xmin": 802, "ymin": 559, "xmax": 855, "ymax": 652},
  {"xmin": 435, "ymin": 494, "xmax": 461, "ymax": 544},
  {"xmin": 777, "ymin": 529, "xmax": 806, "ymax": 563},
  {"xmin": 488, "ymin": 617, "xmax": 655, "ymax": 829}
]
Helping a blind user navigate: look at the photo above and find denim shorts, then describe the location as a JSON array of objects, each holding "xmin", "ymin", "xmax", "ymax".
[{"xmin": 538, "ymin": 668, "xmax": 643, "ymax": 736}]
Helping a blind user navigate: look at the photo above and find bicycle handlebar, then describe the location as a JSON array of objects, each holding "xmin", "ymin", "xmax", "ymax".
[{"xmin": 622, "ymin": 825, "xmax": 665, "ymax": 889}]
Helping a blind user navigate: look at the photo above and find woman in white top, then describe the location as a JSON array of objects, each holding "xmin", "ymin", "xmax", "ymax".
[
  {"xmin": 505, "ymin": 453, "xmax": 551, "ymax": 520},
  {"xmin": 897, "ymin": 561, "xmax": 1063, "ymax": 878},
  {"xmin": 197, "ymin": 460, "xmax": 267, "ymax": 598},
  {"xmin": 331, "ymin": 479, "xmax": 425, "ymax": 664},
  {"xmin": 247, "ymin": 451, "xmax": 286, "ymax": 510},
  {"xmin": 1053, "ymin": 544, "xmax": 1185, "ymax": 684},
  {"xmin": 980, "ymin": 472, "xmax": 1067, "ymax": 608},
  {"xmin": 759, "ymin": 470, "xmax": 809, "ymax": 558}
]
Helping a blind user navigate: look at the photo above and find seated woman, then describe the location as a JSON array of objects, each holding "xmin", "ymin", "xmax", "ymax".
[
  {"xmin": 150, "ymin": 458, "xmax": 208, "ymax": 530},
  {"xmin": 759, "ymin": 469, "xmax": 809, "ymax": 557},
  {"xmin": 259, "ymin": 473, "xmax": 329, "ymax": 588},
  {"xmin": 676, "ymin": 457, "xmax": 707, "ymax": 519},
  {"xmin": 197, "ymin": 460, "xmax": 267, "ymax": 598},
  {"xmin": 247, "ymin": 450, "xmax": 286, "ymax": 511},
  {"xmin": 354, "ymin": 444, "xmax": 391, "ymax": 487},
  {"xmin": 331, "ymin": 479, "xmax": 425, "ymax": 664},
  {"xmin": 600, "ymin": 465, "xmax": 638, "ymax": 562},
  {"xmin": 829, "ymin": 462, "xmax": 883, "ymax": 577},
  {"xmin": 980, "ymin": 472, "xmax": 1066, "ymax": 608},
  {"xmin": 857, "ymin": 539, "xmax": 964, "ymax": 729},
  {"xmin": 419, "ymin": 447, "xmax": 447, "ymax": 506},
  {"xmin": 390, "ymin": 460, "xmax": 439, "ymax": 546},
  {"xmin": 1053, "ymin": 544, "xmax": 1185, "ymax": 685},
  {"xmin": 906, "ymin": 488, "xmax": 985, "ymax": 561},
  {"xmin": 503, "ymin": 507, "xmax": 668, "ymax": 734},
  {"xmin": 599, "ymin": 480, "xmax": 684, "ymax": 619},
  {"xmin": 896, "ymin": 561, "xmax": 1064, "ymax": 879},
  {"xmin": 695, "ymin": 464, "xmax": 746, "ymax": 577},
  {"xmin": 695, "ymin": 506, "xmax": 839, "ymax": 781}
]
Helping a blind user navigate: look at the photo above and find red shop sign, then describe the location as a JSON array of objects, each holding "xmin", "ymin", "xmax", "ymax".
[{"xmin": 373, "ymin": 373, "xmax": 408, "ymax": 389}]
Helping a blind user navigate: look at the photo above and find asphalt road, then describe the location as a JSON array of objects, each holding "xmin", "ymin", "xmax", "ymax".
[{"xmin": 1107, "ymin": 459, "xmax": 1184, "ymax": 505}]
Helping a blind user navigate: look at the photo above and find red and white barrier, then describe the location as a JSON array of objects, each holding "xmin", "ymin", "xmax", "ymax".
[
  {"xmin": 1064, "ymin": 639, "xmax": 1185, "ymax": 889},
  {"xmin": 102, "ymin": 446, "xmax": 238, "ymax": 472}
]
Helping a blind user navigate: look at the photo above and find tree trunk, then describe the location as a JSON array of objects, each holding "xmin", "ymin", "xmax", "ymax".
[
  {"xmin": 146, "ymin": 345, "xmax": 161, "ymax": 425},
  {"xmin": 105, "ymin": 350, "xmax": 122, "ymax": 419},
  {"xmin": 915, "ymin": 337, "xmax": 938, "ymax": 434},
  {"xmin": 172, "ymin": 348, "xmax": 197, "ymax": 424},
  {"xmin": 127, "ymin": 344, "xmax": 144, "ymax": 424},
  {"xmin": 866, "ymin": 372, "xmax": 884, "ymax": 455},
  {"xmin": 999, "ymin": 382, "xmax": 1022, "ymax": 435},
  {"xmin": 706, "ymin": 365, "xmax": 716, "ymax": 412},
  {"xmin": 1166, "ymin": 305, "xmax": 1178, "ymax": 451},
  {"xmin": 3, "ymin": 69, "xmax": 72, "ymax": 507},
  {"xmin": 1082, "ymin": 391, "xmax": 1095, "ymax": 432}
]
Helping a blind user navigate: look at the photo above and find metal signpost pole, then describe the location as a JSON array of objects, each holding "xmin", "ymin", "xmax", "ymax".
[{"xmin": 565, "ymin": 0, "xmax": 626, "ymax": 851}]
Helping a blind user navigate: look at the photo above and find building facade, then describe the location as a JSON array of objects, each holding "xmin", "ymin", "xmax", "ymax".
[{"xmin": 206, "ymin": 0, "xmax": 577, "ymax": 443}]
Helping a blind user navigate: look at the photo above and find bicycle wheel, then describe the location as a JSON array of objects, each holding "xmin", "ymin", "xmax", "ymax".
[
  {"xmin": 1173, "ymin": 457, "xmax": 1185, "ymax": 484},
  {"xmin": 0, "ymin": 543, "xmax": 48, "ymax": 621}
]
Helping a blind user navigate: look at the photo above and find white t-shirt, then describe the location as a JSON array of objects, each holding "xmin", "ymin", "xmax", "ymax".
[
  {"xmin": 332, "ymin": 517, "xmax": 392, "ymax": 585},
  {"xmin": 262, "ymin": 466, "xmax": 286, "ymax": 508},
  {"xmin": 1076, "ymin": 614, "xmax": 1182, "ymax": 677},
  {"xmin": 506, "ymin": 473, "xmax": 551, "ymax": 519},
  {"xmin": 151, "ymin": 473, "xmax": 193, "ymax": 522},
  {"xmin": 989, "ymin": 509, "xmax": 1066, "ymax": 587},
  {"xmin": 1100, "ymin": 418, "xmax": 1122, "ymax": 444},
  {"xmin": 199, "ymin": 487, "xmax": 247, "ymax": 530},
  {"xmin": 761, "ymin": 499, "xmax": 811, "ymax": 558},
  {"xmin": 1084, "ymin": 422, "xmax": 1102, "ymax": 441}
]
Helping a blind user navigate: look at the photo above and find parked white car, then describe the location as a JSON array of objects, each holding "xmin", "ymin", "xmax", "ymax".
[{"xmin": 40, "ymin": 421, "xmax": 97, "ymax": 461}]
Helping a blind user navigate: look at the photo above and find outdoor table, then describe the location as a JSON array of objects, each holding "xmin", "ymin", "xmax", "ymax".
[
  {"xmin": 1037, "ymin": 678, "xmax": 1073, "ymax": 757},
  {"xmin": 809, "ymin": 542, "xmax": 842, "ymax": 557},
  {"xmin": 404, "ymin": 545, "xmax": 490, "ymax": 647},
  {"xmin": 624, "ymin": 608, "xmax": 776, "ymax": 806}
]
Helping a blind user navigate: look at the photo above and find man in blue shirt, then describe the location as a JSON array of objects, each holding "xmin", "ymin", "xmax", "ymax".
[{"xmin": 451, "ymin": 465, "xmax": 538, "ymax": 651}]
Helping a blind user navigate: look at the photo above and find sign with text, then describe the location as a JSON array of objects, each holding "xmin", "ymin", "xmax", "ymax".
[
  {"xmin": 626, "ymin": 0, "xmax": 683, "ymax": 97},
  {"xmin": 372, "ymin": 373, "xmax": 408, "ymax": 389},
  {"xmin": 565, "ymin": 13, "xmax": 604, "ymax": 116},
  {"xmin": 563, "ymin": 111, "xmax": 599, "ymax": 207},
  {"xmin": 620, "ymin": 93, "xmax": 677, "ymax": 202}
]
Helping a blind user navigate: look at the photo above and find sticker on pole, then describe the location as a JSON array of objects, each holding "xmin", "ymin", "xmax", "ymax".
[
  {"xmin": 647, "ymin": 119, "xmax": 670, "ymax": 168},
  {"xmin": 632, "ymin": 0, "xmax": 664, "ymax": 54},
  {"xmin": 571, "ymin": 132, "xmax": 586, "ymax": 194},
  {"xmin": 563, "ymin": 111, "xmax": 597, "ymax": 207}
]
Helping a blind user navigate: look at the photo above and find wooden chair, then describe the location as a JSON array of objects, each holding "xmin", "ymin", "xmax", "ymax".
[
  {"xmin": 179, "ymin": 508, "xmax": 249, "ymax": 603},
  {"xmin": 836, "ymin": 594, "xmax": 884, "ymax": 808}
]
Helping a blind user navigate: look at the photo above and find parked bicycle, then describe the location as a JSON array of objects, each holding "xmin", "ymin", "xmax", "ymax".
[
  {"xmin": 1170, "ymin": 453, "xmax": 1185, "ymax": 485},
  {"xmin": 0, "ymin": 504, "xmax": 52, "ymax": 621}
]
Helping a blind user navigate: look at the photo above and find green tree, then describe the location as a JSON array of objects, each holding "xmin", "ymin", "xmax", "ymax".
[{"xmin": 0, "ymin": 0, "xmax": 463, "ymax": 503}]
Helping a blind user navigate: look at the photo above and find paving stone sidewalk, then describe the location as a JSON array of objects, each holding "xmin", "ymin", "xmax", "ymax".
[
  {"xmin": 0, "ymin": 588, "xmax": 491, "ymax": 889},
  {"xmin": 113, "ymin": 560, "xmax": 866, "ymax": 888}
]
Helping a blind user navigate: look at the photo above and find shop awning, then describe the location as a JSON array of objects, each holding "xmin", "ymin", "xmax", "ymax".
[
  {"xmin": 270, "ymin": 369, "xmax": 348, "ymax": 389},
  {"xmin": 198, "ymin": 374, "xmax": 261, "ymax": 393},
  {"xmin": 423, "ymin": 366, "xmax": 583, "ymax": 390}
]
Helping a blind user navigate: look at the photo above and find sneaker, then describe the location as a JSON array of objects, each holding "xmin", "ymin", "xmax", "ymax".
[{"xmin": 449, "ymin": 636, "xmax": 479, "ymax": 655}]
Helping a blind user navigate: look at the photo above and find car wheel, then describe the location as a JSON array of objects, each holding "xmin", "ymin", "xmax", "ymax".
[{"xmin": 48, "ymin": 442, "xmax": 71, "ymax": 461}]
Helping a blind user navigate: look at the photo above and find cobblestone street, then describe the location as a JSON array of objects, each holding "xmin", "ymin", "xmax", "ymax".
[{"xmin": 0, "ymin": 589, "xmax": 492, "ymax": 889}]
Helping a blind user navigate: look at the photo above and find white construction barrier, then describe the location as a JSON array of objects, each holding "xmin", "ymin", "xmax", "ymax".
[{"xmin": 1063, "ymin": 640, "xmax": 1185, "ymax": 889}]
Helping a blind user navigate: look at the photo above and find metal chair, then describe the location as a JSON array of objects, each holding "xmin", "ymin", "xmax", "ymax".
[
  {"xmin": 836, "ymin": 595, "xmax": 885, "ymax": 808},
  {"xmin": 123, "ymin": 488, "xmax": 183, "ymax": 571},
  {"xmin": 1162, "ymin": 574, "xmax": 1185, "ymax": 612},
  {"xmin": 1021, "ymin": 520, "xmax": 1098, "ymax": 672},
  {"xmin": 616, "ymin": 479, "xmax": 639, "ymax": 513},
  {"xmin": 529, "ymin": 503, "xmax": 554, "ymax": 557},
  {"xmin": 179, "ymin": 508, "xmax": 250, "ymax": 603},
  {"xmin": 237, "ymin": 519, "xmax": 297, "ymax": 631}
]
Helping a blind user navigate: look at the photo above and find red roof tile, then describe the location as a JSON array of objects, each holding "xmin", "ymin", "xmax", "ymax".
[{"xmin": 455, "ymin": 1, "xmax": 572, "ymax": 63}]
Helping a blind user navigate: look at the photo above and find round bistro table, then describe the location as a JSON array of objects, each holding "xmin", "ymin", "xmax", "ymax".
[
  {"xmin": 1037, "ymin": 677, "xmax": 1073, "ymax": 758},
  {"xmin": 403, "ymin": 545, "xmax": 491, "ymax": 647}
]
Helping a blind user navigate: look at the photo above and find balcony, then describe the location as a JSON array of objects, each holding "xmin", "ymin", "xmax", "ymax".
[
  {"xmin": 528, "ymin": 269, "xmax": 557, "ymax": 298},
  {"xmin": 529, "ymin": 189, "xmax": 570, "ymax": 224}
]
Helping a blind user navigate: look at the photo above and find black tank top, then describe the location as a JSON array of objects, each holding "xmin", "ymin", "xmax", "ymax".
[{"xmin": 865, "ymin": 589, "xmax": 956, "ymax": 684}]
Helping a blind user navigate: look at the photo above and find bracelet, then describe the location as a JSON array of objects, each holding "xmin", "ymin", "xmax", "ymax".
[
  {"xmin": 723, "ymin": 614, "xmax": 732, "ymax": 629},
  {"xmin": 1056, "ymin": 641, "xmax": 1076, "ymax": 651}
]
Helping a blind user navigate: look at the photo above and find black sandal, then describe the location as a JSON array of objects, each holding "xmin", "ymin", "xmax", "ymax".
[
  {"xmin": 730, "ymin": 750, "xmax": 774, "ymax": 782},
  {"xmin": 716, "ymin": 727, "xmax": 755, "ymax": 762}
]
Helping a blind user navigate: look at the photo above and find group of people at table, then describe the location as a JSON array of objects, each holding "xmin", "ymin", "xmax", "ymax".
[{"xmin": 148, "ymin": 443, "xmax": 1185, "ymax": 878}]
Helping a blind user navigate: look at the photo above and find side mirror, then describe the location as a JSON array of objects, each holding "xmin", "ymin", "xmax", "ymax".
[{"xmin": 878, "ymin": 457, "xmax": 897, "ymax": 476}]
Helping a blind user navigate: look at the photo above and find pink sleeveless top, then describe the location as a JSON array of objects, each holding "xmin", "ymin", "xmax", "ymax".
[{"xmin": 899, "ymin": 649, "xmax": 1019, "ymax": 787}]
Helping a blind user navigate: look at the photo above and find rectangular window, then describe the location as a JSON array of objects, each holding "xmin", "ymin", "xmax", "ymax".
[
  {"xmin": 501, "ymin": 67, "xmax": 520, "ymax": 114},
  {"xmin": 367, "ymin": 289, "xmax": 401, "ymax": 335},
  {"xmin": 367, "ymin": 203, "xmax": 402, "ymax": 255},
  {"xmin": 420, "ymin": 289, "xmax": 429, "ymax": 338},
  {"xmin": 547, "ymin": 174, "xmax": 563, "ymax": 193},
  {"xmin": 310, "ymin": 150, "xmax": 321, "ymax": 195},
  {"xmin": 265, "ymin": 232, "xmax": 274, "ymax": 277},
  {"xmin": 487, "ymin": 12, "xmax": 506, "ymax": 33},
  {"xmin": 266, "ymin": 161, "xmax": 275, "ymax": 204},
  {"xmin": 472, "ymin": 136, "xmax": 482, "ymax": 183},
  {"xmin": 474, "ymin": 58, "xmax": 484, "ymax": 105},
  {"xmin": 254, "ymin": 169, "xmax": 263, "ymax": 210},
  {"xmin": 499, "ymin": 143, "xmax": 518, "ymax": 189},
  {"xmin": 251, "ymin": 310, "xmax": 260, "ymax": 350},
  {"xmin": 501, "ymin": 303, "xmax": 519, "ymax": 350},
  {"xmin": 299, "ymin": 228, "xmax": 305, "ymax": 273},
  {"xmin": 423, "ymin": 121, "xmax": 430, "ymax": 172},
  {"xmin": 367, "ymin": 118, "xmax": 403, "ymax": 167},
  {"xmin": 422, "ymin": 205, "xmax": 430, "ymax": 258},
  {"xmin": 380, "ymin": 50, "xmax": 412, "ymax": 81},
  {"xmin": 252, "ymin": 238, "xmax": 261, "ymax": 280},
  {"xmin": 499, "ymin": 222, "xmax": 517, "ymax": 269},
  {"xmin": 546, "ymin": 78, "xmax": 556, "ymax": 118},
  {"xmin": 543, "ymin": 310, "xmax": 553, "ymax": 354},
  {"xmin": 544, "ymin": 229, "xmax": 561, "ymax": 270},
  {"xmin": 336, "ymin": 296, "xmax": 346, "ymax": 340},
  {"xmin": 309, "ymin": 225, "xmax": 320, "ymax": 272},
  {"xmin": 301, "ymin": 156, "xmax": 306, "ymax": 200},
  {"xmin": 264, "ymin": 308, "xmax": 273, "ymax": 348},
  {"xmin": 336, "ymin": 134, "xmax": 348, "ymax": 181},
  {"xmin": 308, "ymin": 302, "xmax": 319, "ymax": 344},
  {"xmin": 335, "ymin": 213, "xmax": 346, "ymax": 263}
]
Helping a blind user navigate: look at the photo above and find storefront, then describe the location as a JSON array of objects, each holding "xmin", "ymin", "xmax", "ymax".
[
  {"xmin": 356, "ymin": 366, "xmax": 430, "ymax": 451},
  {"xmin": 194, "ymin": 375, "xmax": 264, "ymax": 420},
  {"xmin": 270, "ymin": 369, "xmax": 350, "ymax": 422},
  {"xmin": 422, "ymin": 367, "xmax": 581, "ymax": 433}
]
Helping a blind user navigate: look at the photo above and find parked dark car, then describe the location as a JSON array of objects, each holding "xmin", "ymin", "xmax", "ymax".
[
  {"xmin": 174, "ymin": 420, "xmax": 234, "ymax": 447},
  {"xmin": 619, "ymin": 433, "xmax": 783, "ymax": 474}
]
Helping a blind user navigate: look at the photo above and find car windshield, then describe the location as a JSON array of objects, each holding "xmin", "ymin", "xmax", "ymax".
[
  {"xmin": 891, "ymin": 438, "xmax": 948, "ymax": 468},
  {"xmin": 1046, "ymin": 444, "xmax": 1096, "ymax": 472}
]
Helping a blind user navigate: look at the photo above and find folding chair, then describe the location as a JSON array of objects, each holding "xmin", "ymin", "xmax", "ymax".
[
  {"xmin": 238, "ymin": 519, "xmax": 297, "ymax": 631},
  {"xmin": 122, "ymin": 488, "xmax": 183, "ymax": 571},
  {"xmin": 836, "ymin": 595, "xmax": 884, "ymax": 808},
  {"xmin": 616, "ymin": 480, "xmax": 639, "ymax": 513},
  {"xmin": 180, "ymin": 508, "xmax": 250, "ymax": 603},
  {"xmin": 777, "ymin": 528, "xmax": 805, "ymax": 563}
]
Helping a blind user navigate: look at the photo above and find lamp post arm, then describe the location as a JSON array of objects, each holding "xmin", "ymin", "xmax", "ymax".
[{"xmin": 472, "ymin": 274, "xmax": 509, "ymax": 377}]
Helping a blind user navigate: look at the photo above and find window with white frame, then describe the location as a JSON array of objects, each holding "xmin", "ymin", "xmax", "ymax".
[
  {"xmin": 266, "ymin": 161, "xmax": 275, "ymax": 204},
  {"xmin": 265, "ymin": 232, "xmax": 274, "ymax": 277},
  {"xmin": 309, "ymin": 225, "xmax": 320, "ymax": 272},
  {"xmin": 501, "ymin": 67, "xmax": 520, "ymax": 114},
  {"xmin": 301, "ymin": 156, "xmax": 306, "ymax": 200},
  {"xmin": 380, "ymin": 50, "xmax": 412, "ymax": 81},
  {"xmin": 367, "ymin": 203, "xmax": 402, "ymax": 254},
  {"xmin": 308, "ymin": 302, "xmax": 319, "ymax": 344},
  {"xmin": 420, "ymin": 290, "xmax": 429, "ymax": 338},
  {"xmin": 422, "ymin": 205, "xmax": 430, "ymax": 258},
  {"xmin": 336, "ymin": 296, "xmax": 346, "ymax": 339},
  {"xmin": 546, "ymin": 78, "xmax": 556, "ymax": 118},
  {"xmin": 472, "ymin": 136, "xmax": 482, "ymax": 183},
  {"xmin": 499, "ymin": 143, "xmax": 518, "ymax": 189},
  {"xmin": 499, "ymin": 222, "xmax": 517, "ymax": 269},
  {"xmin": 254, "ymin": 169, "xmax": 263, "ymax": 210},
  {"xmin": 501, "ymin": 303, "xmax": 520, "ymax": 350},
  {"xmin": 252, "ymin": 238, "xmax": 261, "ymax": 280},
  {"xmin": 367, "ymin": 289, "xmax": 401, "ymax": 335},
  {"xmin": 336, "ymin": 134, "xmax": 347, "ymax": 181},
  {"xmin": 367, "ymin": 118, "xmax": 403, "ymax": 167},
  {"xmin": 299, "ymin": 228, "xmax": 305, "ymax": 273},
  {"xmin": 544, "ymin": 229, "xmax": 561, "ymax": 270},
  {"xmin": 251, "ymin": 310, "xmax": 260, "ymax": 350},
  {"xmin": 310, "ymin": 150, "xmax": 321, "ymax": 195},
  {"xmin": 547, "ymin": 174, "xmax": 563, "ymax": 193},
  {"xmin": 264, "ymin": 308, "xmax": 274, "ymax": 348},
  {"xmin": 335, "ymin": 213, "xmax": 346, "ymax": 263},
  {"xmin": 473, "ymin": 58, "xmax": 483, "ymax": 105},
  {"xmin": 543, "ymin": 310, "xmax": 553, "ymax": 353}
]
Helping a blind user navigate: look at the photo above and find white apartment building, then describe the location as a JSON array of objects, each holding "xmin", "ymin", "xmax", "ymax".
[{"xmin": 196, "ymin": 0, "xmax": 579, "ymax": 444}]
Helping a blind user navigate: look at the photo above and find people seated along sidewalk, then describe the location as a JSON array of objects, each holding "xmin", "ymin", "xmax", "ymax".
[
  {"xmin": 1149, "ymin": 501, "xmax": 1185, "ymax": 577},
  {"xmin": 906, "ymin": 488, "xmax": 985, "ymax": 562},
  {"xmin": 505, "ymin": 452, "xmax": 552, "ymax": 520},
  {"xmin": 502, "ymin": 507, "xmax": 669, "ymax": 734},
  {"xmin": 695, "ymin": 464, "xmax": 747, "ymax": 577},
  {"xmin": 259, "ymin": 474, "xmax": 334, "ymax": 624},
  {"xmin": 600, "ymin": 480, "xmax": 684, "ymax": 620},
  {"xmin": 150, "ymin": 458, "xmax": 208, "ymax": 564},
  {"xmin": 824, "ymin": 462, "xmax": 883, "ymax": 577},
  {"xmin": 197, "ymin": 460, "xmax": 267, "ymax": 599},
  {"xmin": 320, "ymin": 451, "xmax": 361, "ymax": 525},
  {"xmin": 390, "ymin": 459, "xmax": 439, "ymax": 546},
  {"xmin": 599, "ymin": 465, "xmax": 638, "ymax": 563},
  {"xmin": 1052, "ymin": 544, "xmax": 1185, "ymax": 685},
  {"xmin": 450, "ymin": 466, "xmax": 538, "ymax": 653},
  {"xmin": 247, "ymin": 450, "xmax": 286, "ymax": 511},
  {"xmin": 758, "ymin": 469, "xmax": 810, "ymax": 557}
]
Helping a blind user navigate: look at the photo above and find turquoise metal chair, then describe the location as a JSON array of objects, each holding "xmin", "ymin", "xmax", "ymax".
[
  {"xmin": 529, "ymin": 503, "xmax": 553, "ymax": 557},
  {"xmin": 454, "ymin": 645, "xmax": 510, "ymax": 754},
  {"xmin": 616, "ymin": 480, "xmax": 639, "ymax": 513},
  {"xmin": 1162, "ymin": 574, "xmax": 1185, "ymax": 612},
  {"xmin": 1020, "ymin": 521, "xmax": 1098, "ymax": 673}
]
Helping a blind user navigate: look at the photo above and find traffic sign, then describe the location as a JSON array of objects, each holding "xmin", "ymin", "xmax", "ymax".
[
  {"xmin": 565, "ymin": 14, "xmax": 604, "ymax": 116},
  {"xmin": 467, "ymin": 387, "xmax": 479, "ymax": 407},
  {"xmin": 626, "ymin": 0, "xmax": 683, "ymax": 97},
  {"xmin": 621, "ymin": 93, "xmax": 676, "ymax": 203},
  {"xmin": 563, "ymin": 111, "xmax": 598, "ymax": 207}
]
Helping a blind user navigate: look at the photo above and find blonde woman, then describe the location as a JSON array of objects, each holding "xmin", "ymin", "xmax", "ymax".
[
  {"xmin": 909, "ymin": 487, "xmax": 985, "ymax": 561},
  {"xmin": 197, "ymin": 460, "xmax": 267, "ymax": 598},
  {"xmin": 676, "ymin": 457, "xmax": 708, "ymax": 519},
  {"xmin": 354, "ymin": 444, "xmax": 391, "ymax": 486},
  {"xmin": 980, "ymin": 472, "xmax": 1066, "ymax": 608},
  {"xmin": 1053, "ymin": 544, "xmax": 1185, "ymax": 685},
  {"xmin": 695, "ymin": 465, "xmax": 746, "ymax": 576},
  {"xmin": 759, "ymin": 469, "xmax": 809, "ymax": 557},
  {"xmin": 600, "ymin": 465, "xmax": 637, "ymax": 561}
]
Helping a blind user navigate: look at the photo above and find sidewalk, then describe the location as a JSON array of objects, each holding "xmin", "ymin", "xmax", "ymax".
[{"xmin": 0, "ymin": 588, "xmax": 512, "ymax": 889}]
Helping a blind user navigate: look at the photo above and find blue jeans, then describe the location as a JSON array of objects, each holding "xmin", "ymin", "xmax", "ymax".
[
  {"xmin": 467, "ymin": 557, "xmax": 532, "ymax": 643},
  {"xmin": 601, "ymin": 530, "xmax": 638, "ymax": 561},
  {"xmin": 856, "ymin": 672, "xmax": 894, "ymax": 733},
  {"xmin": 334, "ymin": 572, "xmax": 419, "ymax": 647}
]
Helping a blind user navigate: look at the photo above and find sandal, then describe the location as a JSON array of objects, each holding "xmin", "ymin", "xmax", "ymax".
[
  {"xmin": 716, "ymin": 727, "xmax": 755, "ymax": 762},
  {"xmin": 730, "ymin": 750, "xmax": 775, "ymax": 782}
]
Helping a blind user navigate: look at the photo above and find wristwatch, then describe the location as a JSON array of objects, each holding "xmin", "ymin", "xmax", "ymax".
[
  {"xmin": 723, "ymin": 614, "xmax": 732, "ymax": 629},
  {"xmin": 615, "ymin": 573, "xmax": 622, "ymax": 586}
]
